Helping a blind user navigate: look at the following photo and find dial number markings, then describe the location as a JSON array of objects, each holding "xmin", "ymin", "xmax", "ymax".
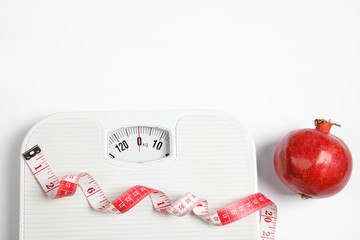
[{"xmin": 108, "ymin": 126, "xmax": 170, "ymax": 163}]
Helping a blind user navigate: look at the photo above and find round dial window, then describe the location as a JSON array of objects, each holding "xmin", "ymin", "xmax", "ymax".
[{"xmin": 108, "ymin": 126, "xmax": 170, "ymax": 163}]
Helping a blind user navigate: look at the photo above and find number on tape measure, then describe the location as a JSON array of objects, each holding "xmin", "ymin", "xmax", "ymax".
[{"xmin": 22, "ymin": 145, "xmax": 277, "ymax": 239}]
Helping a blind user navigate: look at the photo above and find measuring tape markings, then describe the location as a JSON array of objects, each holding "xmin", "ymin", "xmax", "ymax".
[{"xmin": 22, "ymin": 145, "xmax": 277, "ymax": 239}]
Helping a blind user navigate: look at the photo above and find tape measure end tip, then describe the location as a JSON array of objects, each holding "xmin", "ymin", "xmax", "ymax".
[{"xmin": 22, "ymin": 145, "xmax": 41, "ymax": 160}]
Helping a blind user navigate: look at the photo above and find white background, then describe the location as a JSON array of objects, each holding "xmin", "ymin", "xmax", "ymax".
[{"xmin": 1, "ymin": 1, "xmax": 359, "ymax": 239}]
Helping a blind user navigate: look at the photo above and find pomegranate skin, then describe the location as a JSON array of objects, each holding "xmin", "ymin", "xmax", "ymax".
[{"xmin": 274, "ymin": 124, "xmax": 352, "ymax": 199}]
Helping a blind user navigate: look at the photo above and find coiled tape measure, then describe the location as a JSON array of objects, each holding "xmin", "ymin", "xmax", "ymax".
[{"xmin": 20, "ymin": 111, "xmax": 277, "ymax": 240}]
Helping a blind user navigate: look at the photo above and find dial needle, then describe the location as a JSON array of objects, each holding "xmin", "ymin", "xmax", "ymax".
[{"xmin": 138, "ymin": 126, "xmax": 140, "ymax": 152}]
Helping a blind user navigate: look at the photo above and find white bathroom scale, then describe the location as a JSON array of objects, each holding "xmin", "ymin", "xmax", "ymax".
[{"xmin": 19, "ymin": 111, "xmax": 261, "ymax": 240}]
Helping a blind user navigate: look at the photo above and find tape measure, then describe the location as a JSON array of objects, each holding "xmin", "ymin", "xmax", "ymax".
[{"xmin": 22, "ymin": 145, "xmax": 277, "ymax": 239}]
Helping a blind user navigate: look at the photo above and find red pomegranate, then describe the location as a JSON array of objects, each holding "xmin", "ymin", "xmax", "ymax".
[{"xmin": 274, "ymin": 119, "xmax": 352, "ymax": 199}]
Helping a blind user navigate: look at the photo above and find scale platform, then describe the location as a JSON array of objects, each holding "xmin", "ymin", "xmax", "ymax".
[{"xmin": 20, "ymin": 111, "xmax": 258, "ymax": 240}]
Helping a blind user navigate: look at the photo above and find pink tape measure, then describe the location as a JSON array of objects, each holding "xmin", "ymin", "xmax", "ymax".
[{"xmin": 22, "ymin": 145, "xmax": 277, "ymax": 239}]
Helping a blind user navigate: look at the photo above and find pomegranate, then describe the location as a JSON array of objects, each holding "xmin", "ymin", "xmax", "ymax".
[{"xmin": 274, "ymin": 119, "xmax": 352, "ymax": 199}]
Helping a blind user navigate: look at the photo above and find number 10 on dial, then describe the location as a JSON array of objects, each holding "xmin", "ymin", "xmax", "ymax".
[{"xmin": 108, "ymin": 126, "xmax": 170, "ymax": 163}]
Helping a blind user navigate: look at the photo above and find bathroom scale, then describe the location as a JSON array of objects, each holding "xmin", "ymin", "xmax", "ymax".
[{"xmin": 19, "ymin": 111, "xmax": 276, "ymax": 240}]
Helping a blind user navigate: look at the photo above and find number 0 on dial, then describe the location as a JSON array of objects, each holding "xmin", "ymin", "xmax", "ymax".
[{"xmin": 108, "ymin": 126, "xmax": 170, "ymax": 163}]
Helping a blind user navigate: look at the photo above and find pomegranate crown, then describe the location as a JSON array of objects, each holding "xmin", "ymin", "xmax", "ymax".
[{"xmin": 314, "ymin": 119, "xmax": 341, "ymax": 134}]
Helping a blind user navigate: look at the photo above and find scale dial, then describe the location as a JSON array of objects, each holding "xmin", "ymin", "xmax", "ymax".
[{"xmin": 108, "ymin": 126, "xmax": 170, "ymax": 163}]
